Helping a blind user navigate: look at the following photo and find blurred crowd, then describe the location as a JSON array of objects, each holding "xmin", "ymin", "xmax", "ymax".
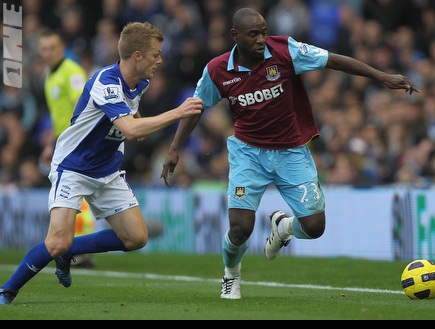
[{"xmin": 2, "ymin": 0, "xmax": 435, "ymax": 190}]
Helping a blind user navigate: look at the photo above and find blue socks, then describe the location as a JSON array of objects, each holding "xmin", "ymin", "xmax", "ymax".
[
  {"xmin": 291, "ymin": 217, "xmax": 312, "ymax": 239},
  {"xmin": 2, "ymin": 241, "xmax": 52, "ymax": 292},
  {"xmin": 63, "ymin": 229, "xmax": 128, "ymax": 258},
  {"xmin": 1, "ymin": 229, "xmax": 128, "ymax": 293}
]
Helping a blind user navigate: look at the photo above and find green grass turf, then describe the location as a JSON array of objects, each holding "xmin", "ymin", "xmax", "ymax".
[{"xmin": 0, "ymin": 250, "xmax": 434, "ymax": 320}]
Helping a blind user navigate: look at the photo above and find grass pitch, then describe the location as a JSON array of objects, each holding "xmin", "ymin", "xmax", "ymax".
[{"xmin": 0, "ymin": 250, "xmax": 434, "ymax": 320}]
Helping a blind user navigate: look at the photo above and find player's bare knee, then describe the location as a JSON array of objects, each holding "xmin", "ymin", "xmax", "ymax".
[
  {"xmin": 300, "ymin": 212, "xmax": 325, "ymax": 239},
  {"xmin": 45, "ymin": 240, "xmax": 71, "ymax": 257},
  {"xmin": 306, "ymin": 225, "xmax": 325, "ymax": 239},
  {"xmin": 123, "ymin": 234, "xmax": 148, "ymax": 251},
  {"xmin": 229, "ymin": 226, "xmax": 251, "ymax": 245}
]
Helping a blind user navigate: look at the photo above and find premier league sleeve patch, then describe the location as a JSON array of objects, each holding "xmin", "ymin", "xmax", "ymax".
[
  {"xmin": 103, "ymin": 86, "xmax": 120, "ymax": 101},
  {"xmin": 297, "ymin": 42, "xmax": 310, "ymax": 54}
]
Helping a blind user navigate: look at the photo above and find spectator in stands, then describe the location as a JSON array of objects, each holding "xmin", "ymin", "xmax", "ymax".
[{"xmin": 0, "ymin": 85, "xmax": 38, "ymax": 185}]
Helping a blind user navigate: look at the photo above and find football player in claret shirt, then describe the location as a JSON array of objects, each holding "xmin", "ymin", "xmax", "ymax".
[{"xmin": 160, "ymin": 7, "xmax": 420, "ymax": 299}]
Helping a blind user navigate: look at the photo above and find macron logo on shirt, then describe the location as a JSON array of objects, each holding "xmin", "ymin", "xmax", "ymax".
[
  {"xmin": 103, "ymin": 86, "xmax": 120, "ymax": 101},
  {"xmin": 223, "ymin": 77, "xmax": 242, "ymax": 86}
]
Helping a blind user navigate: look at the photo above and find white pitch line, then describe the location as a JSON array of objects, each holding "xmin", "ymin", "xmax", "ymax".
[{"xmin": 1, "ymin": 265, "xmax": 404, "ymax": 295}]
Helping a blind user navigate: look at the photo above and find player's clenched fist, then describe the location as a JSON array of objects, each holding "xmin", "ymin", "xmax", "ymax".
[{"xmin": 178, "ymin": 97, "xmax": 204, "ymax": 118}]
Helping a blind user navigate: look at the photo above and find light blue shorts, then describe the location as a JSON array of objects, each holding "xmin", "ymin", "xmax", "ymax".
[
  {"xmin": 48, "ymin": 170, "xmax": 139, "ymax": 220},
  {"xmin": 227, "ymin": 136, "xmax": 325, "ymax": 218}
]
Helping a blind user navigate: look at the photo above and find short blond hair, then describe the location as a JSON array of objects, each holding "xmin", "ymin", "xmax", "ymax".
[{"xmin": 118, "ymin": 22, "xmax": 164, "ymax": 60}]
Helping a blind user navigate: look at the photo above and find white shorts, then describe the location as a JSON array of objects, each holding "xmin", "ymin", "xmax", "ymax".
[{"xmin": 48, "ymin": 170, "xmax": 139, "ymax": 220}]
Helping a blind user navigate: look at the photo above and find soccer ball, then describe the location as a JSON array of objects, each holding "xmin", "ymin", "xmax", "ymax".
[{"xmin": 401, "ymin": 259, "xmax": 435, "ymax": 300}]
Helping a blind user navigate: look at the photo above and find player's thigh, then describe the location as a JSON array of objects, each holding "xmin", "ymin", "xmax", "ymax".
[
  {"xmin": 106, "ymin": 206, "xmax": 147, "ymax": 245},
  {"xmin": 45, "ymin": 207, "xmax": 78, "ymax": 254},
  {"xmin": 275, "ymin": 146, "xmax": 325, "ymax": 218},
  {"xmin": 227, "ymin": 136, "xmax": 270, "ymax": 210}
]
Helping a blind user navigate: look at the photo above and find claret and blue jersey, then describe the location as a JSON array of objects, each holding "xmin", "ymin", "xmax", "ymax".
[{"xmin": 194, "ymin": 36, "xmax": 329, "ymax": 150}]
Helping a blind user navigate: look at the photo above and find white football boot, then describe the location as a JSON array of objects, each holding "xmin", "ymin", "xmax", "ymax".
[
  {"xmin": 264, "ymin": 210, "xmax": 293, "ymax": 260},
  {"xmin": 220, "ymin": 263, "xmax": 241, "ymax": 299}
]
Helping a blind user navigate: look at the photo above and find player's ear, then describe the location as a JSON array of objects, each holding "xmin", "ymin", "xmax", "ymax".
[
  {"xmin": 230, "ymin": 29, "xmax": 238, "ymax": 41},
  {"xmin": 134, "ymin": 51, "xmax": 142, "ymax": 62}
]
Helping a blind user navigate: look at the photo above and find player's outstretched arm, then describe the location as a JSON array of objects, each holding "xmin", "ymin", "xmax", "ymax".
[
  {"xmin": 114, "ymin": 97, "xmax": 203, "ymax": 141},
  {"xmin": 326, "ymin": 52, "xmax": 420, "ymax": 95}
]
